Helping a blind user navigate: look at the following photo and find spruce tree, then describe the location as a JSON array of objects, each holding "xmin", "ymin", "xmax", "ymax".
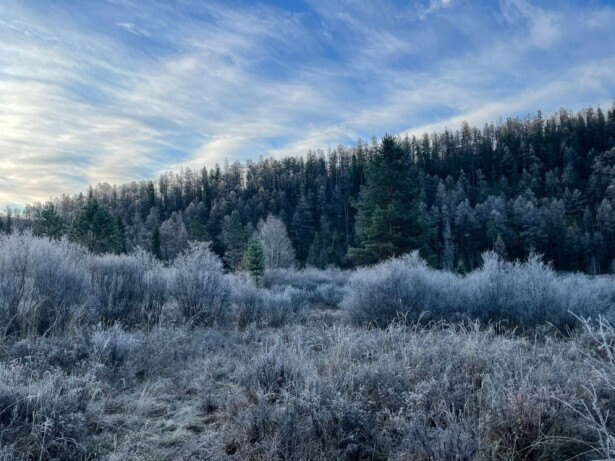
[
  {"xmin": 242, "ymin": 238, "xmax": 265, "ymax": 282},
  {"xmin": 69, "ymin": 197, "xmax": 122, "ymax": 254},
  {"xmin": 151, "ymin": 225, "xmax": 162, "ymax": 260},
  {"xmin": 32, "ymin": 202, "xmax": 66, "ymax": 240},
  {"xmin": 190, "ymin": 216, "xmax": 208, "ymax": 241},
  {"xmin": 222, "ymin": 210, "xmax": 248, "ymax": 271},
  {"xmin": 4, "ymin": 208, "xmax": 12, "ymax": 234},
  {"xmin": 115, "ymin": 216, "xmax": 127, "ymax": 254},
  {"xmin": 349, "ymin": 134, "xmax": 424, "ymax": 265}
]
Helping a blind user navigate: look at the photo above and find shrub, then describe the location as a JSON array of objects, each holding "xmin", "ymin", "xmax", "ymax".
[
  {"xmin": 89, "ymin": 249, "xmax": 167, "ymax": 327},
  {"xmin": 170, "ymin": 242, "xmax": 231, "ymax": 326},
  {"xmin": 233, "ymin": 281, "xmax": 293, "ymax": 328},
  {"xmin": 466, "ymin": 252, "xmax": 614, "ymax": 330},
  {"xmin": 9, "ymin": 336, "xmax": 90, "ymax": 373},
  {"xmin": 341, "ymin": 252, "xmax": 464, "ymax": 326},
  {"xmin": 0, "ymin": 233, "xmax": 90, "ymax": 337},
  {"xmin": 262, "ymin": 267, "xmax": 348, "ymax": 309},
  {"xmin": 90, "ymin": 324, "xmax": 140, "ymax": 371},
  {"xmin": 238, "ymin": 348, "xmax": 307, "ymax": 400},
  {"xmin": 342, "ymin": 251, "xmax": 615, "ymax": 330}
]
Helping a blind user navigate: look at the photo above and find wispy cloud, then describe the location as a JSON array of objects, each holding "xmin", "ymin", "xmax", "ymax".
[
  {"xmin": 116, "ymin": 22, "xmax": 150, "ymax": 37},
  {"xmin": 0, "ymin": 0, "xmax": 614, "ymax": 207}
]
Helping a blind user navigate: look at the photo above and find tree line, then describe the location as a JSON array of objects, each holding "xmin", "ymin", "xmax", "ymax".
[{"xmin": 9, "ymin": 102, "xmax": 615, "ymax": 273}]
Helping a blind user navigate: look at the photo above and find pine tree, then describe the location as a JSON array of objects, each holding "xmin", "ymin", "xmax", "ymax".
[
  {"xmin": 494, "ymin": 234, "xmax": 508, "ymax": 259},
  {"xmin": 349, "ymin": 134, "xmax": 424, "ymax": 265},
  {"xmin": 151, "ymin": 225, "xmax": 162, "ymax": 260},
  {"xmin": 32, "ymin": 202, "xmax": 66, "ymax": 240},
  {"xmin": 4, "ymin": 208, "xmax": 12, "ymax": 234},
  {"xmin": 291, "ymin": 196, "xmax": 313, "ymax": 261},
  {"xmin": 222, "ymin": 210, "xmax": 248, "ymax": 271},
  {"xmin": 242, "ymin": 238, "xmax": 265, "ymax": 282},
  {"xmin": 442, "ymin": 217, "xmax": 455, "ymax": 271},
  {"xmin": 307, "ymin": 232, "xmax": 324, "ymax": 268},
  {"xmin": 189, "ymin": 216, "xmax": 208, "ymax": 241},
  {"xmin": 69, "ymin": 197, "xmax": 122, "ymax": 254},
  {"xmin": 115, "ymin": 217, "xmax": 127, "ymax": 254}
]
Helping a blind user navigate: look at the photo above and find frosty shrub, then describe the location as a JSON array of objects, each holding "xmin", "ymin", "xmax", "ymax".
[
  {"xmin": 466, "ymin": 252, "xmax": 614, "ymax": 330},
  {"xmin": 343, "ymin": 250, "xmax": 615, "ymax": 330},
  {"xmin": 90, "ymin": 324, "xmax": 141, "ymax": 371},
  {"xmin": 171, "ymin": 242, "xmax": 231, "ymax": 326},
  {"xmin": 89, "ymin": 248, "xmax": 167, "ymax": 327},
  {"xmin": 469, "ymin": 252, "xmax": 561, "ymax": 328},
  {"xmin": 238, "ymin": 346, "xmax": 308, "ymax": 399},
  {"xmin": 233, "ymin": 279, "xmax": 293, "ymax": 328},
  {"xmin": 0, "ymin": 362, "xmax": 95, "ymax": 459},
  {"xmin": 0, "ymin": 233, "xmax": 90, "ymax": 337},
  {"xmin": 262, "ymin": 267, "xmax": 348, "ymax": 309},
  {"xmin": 342, "ymin": 251, "xmax": 465, "ymax": 326},
  {"xmin": 558, "ymin": 274, "xmax": 615, "ymax": 321}
]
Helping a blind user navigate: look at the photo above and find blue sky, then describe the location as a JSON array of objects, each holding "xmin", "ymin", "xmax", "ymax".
[{"xmin": 1, "ymin": 0, "xmax": 615, "ymax": 207}]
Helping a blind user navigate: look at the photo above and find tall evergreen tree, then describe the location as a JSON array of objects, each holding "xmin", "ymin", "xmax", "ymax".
[
  {"xmin": 242, "ymin": 238, "xmax": 265, "ymax": 282},
  {"xmin": 69, "ymin": 197, "xmax": 123, "ymax": 254},
  {"xmin": 222, "ymin": 210, "xmax": 248, "ymax": 271},
  {"xmin": 349, "ymin": 134, "xmax": 424, "ymax": 265},
  {"xmin": 189, "ymin": 216, "xmax": 208, "ymax": 241},
  {"xmin": 4, "ymin": 208, "xmax": 12, "ymax": 234},
  {"xmin": 32, "ymin": 202, "xmax": 66, "ymax": 240},
  {"xmin": 151, "ymin": 225, "xmax": 162, "ymax": 260},
  {"xmin": 115, "ymin": 217, "xmax": 127, "ymax": 254}
]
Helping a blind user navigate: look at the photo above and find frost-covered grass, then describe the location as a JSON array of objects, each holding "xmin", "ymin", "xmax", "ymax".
[
  {"xmin": 2, "ymin": 234, "xmax": 615, "ymax": 459},
  {"xmin": 2, "ymin": 322, "xmax": 615, "ymax": 459}
]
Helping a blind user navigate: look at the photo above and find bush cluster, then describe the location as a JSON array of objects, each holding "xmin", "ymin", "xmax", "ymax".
[
  {"xmin": 89, "ymin": 249, "xmax": 167, "ymax": 327},
  {"xmin": 0, "ymin": 233, "xmax": 90, "ymax": 337},
  {"xmin": 2, "ymin": 234, "xmax": 615, "ymax": 338},
  {"xmin": 262, "ymin": 267, "xmax": 347, "ymax": 309},
  {"xmin": 171, "ymin": 242, "xmax": 232, "ymax": 326},
  {"xmin": 342, "ymin": 251, "xmax": 615, "ymax": 330}
]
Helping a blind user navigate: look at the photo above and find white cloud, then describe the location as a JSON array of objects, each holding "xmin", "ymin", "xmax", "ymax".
[
  {"xmin": 0, "ymin": 0, "xmax": 614, "ymax": 207},
  {"xmin": 419, "ymin": 0, "xmax": 455, "ymax": 19},
  {"xmin": 116, "ymin": 22, "xmax": 150, "ymax": 37}
]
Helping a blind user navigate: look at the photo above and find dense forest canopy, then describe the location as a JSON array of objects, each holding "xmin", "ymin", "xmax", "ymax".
[{"xmin": 7, "ymin": 102, "xmax": 615, "ymax": 274}]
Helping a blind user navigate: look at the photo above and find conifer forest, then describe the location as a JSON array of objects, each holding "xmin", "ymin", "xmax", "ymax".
[{"xmin": 13, "ymin": 103, "xmax": 615, "ymax": 274}]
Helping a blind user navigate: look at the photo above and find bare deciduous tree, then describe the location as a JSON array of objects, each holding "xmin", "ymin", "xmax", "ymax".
[{"xmin": 258, "ymin": 215, "xmax": 296, "ymax": 270}]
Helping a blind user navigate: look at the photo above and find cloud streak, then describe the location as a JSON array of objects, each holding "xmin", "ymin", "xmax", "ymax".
[{"xmin": 0, "ymin": 0, "xmax": 614, "ymax": 207}]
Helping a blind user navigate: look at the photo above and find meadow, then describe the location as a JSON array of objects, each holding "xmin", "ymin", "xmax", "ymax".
[{"xmin": 1, "ymin": 233, "xmax": 615, "ymax": 460}]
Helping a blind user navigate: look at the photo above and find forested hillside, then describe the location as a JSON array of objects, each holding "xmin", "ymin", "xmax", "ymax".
[{"xmin": 14, "ymin": 103, "xmax": 615, "ymax": 273}]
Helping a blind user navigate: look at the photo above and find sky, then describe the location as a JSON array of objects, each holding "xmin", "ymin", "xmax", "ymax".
[{"xmin": 1, "ymin": 0, "xmax": 615, "ymax": 208}]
